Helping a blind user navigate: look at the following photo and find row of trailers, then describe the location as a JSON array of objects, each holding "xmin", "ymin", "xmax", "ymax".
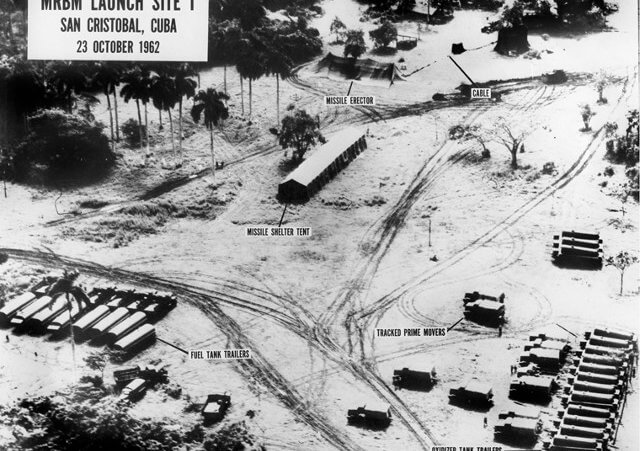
[
  {"xmin": 544, "ymin": 328, "xmax": 637, "ymax": 451},
  {"xmin": 493, "ymin": 333, "xmax": 570, "ymax": 443},
  {"xmin": 0, "ymin": 278, "xmax": 176, "ymax": 356}
]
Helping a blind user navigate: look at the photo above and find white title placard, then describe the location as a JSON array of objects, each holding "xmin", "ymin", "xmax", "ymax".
[{"xmin": 28, "ymin": 0, "xmax": 209, "ymax": 61}]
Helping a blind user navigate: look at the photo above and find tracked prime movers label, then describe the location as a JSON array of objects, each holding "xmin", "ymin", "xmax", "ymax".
[
  {"xmin": 28, "ymin": 0, "xmax": 208, "ymax": 61},
  {"xmin": 189, "ymin": 349, "xmax": 252, "ymax": 360},
  {"xmin": 376, "ymin": 327, "xmax": 447, "ymax": 337}
]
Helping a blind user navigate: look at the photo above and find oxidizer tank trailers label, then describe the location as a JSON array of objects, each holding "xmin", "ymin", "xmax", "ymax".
[{"xmin": 28, "ymin": 0, "xmax": 208, "ymax": 61}]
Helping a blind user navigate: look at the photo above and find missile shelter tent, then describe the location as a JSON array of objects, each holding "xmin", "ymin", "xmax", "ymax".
[
  {"xmin": 313, "ymin": 53, "xmax": 405, "ymax": 85},
  {"xmin": 278, "ymin": 128, "xmax": 367, "ymax": 202}
]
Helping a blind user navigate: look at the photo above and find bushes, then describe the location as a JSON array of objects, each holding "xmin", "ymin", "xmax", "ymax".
[
  {"xmin": 369, "ymin": 20, "xmax": 398, "ymax": 49},
  {"xmin": 121, "ymin": 118, "xmax": 146, "ymax": 148},
  {"xmin": 9, "ymin": 109, "xmax": 114, "ymax": 185}
]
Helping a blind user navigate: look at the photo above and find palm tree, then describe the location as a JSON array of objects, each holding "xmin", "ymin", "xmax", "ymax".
[
  {"xmin": 46, "ymin": 269, "xmax": 88, "ymax": 381},
  {"xmin": 263, "ymin": 39, "xmax": 292, "ymax": 126},
  {"xmin": 120, "ymin": 66, "xmax": 147, "ymax": 148},
  {"xmin": 171, "ymin": 63, "xmax": 197, "ymax": 162},
  {"xmin": 236, "ymin": 37, "xmax": 266, "ymax": 117},
  {"xmin": 191, "ymin": 88, "xmax": 229, "ymax": 181},
  {"xmin": 151, "ymin": 70, "xmax": 179, "ymax": 164},
  {"xmin": 91, "ymin": 62, "xmax": 121, "ymax": 148}
]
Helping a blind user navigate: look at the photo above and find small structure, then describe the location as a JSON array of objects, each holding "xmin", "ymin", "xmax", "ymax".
[
  {"xmin": 347, "ymin": 402, "xmax": 392, "ymax": 428},
  {"xmin": 552, "ymin": 231, "xmax": 603, "ymax": 268},
  {"xmin": 392, "ymin": 366, "xmax": 437, "ymax": 390},
  {"xmin": 449, "ymin": 380, "xmax": 494, "ymax": 406},
  {"xmin": 202, "ymin": 394, "xmax": 231, "ymax": 423},
  {"xmin": 509, "ymin": 375, "xmax": 555, "ymax": 402},
  {"xmin": 451, "ymin": 43, "xmax": 466, "ymax": 54},
  {"xmin": 313, "ymin": 53, "xmax": 405, "ymax": 85},
  {"xmin": 397, "ymin": 34, "xmax": 418, "ymax": 50},
  {"xmin": 278, "ymin": 128, "xmax": 367, "ymax": 202},
  {"xmin": 494, "ymin": 25, "xmax": 530, "ymax": 55}
]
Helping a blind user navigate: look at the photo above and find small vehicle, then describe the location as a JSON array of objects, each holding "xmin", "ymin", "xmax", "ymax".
[
  {"xmin": 392, "ymin": 366, "xmax": 437, "ymax": 390},
  {"xmin": 114, "ymin": 366, "xmax": 141, "ymax": 387},
  {"xmin": 449, "ymin": 380, "xmax": 494, "ymax": 406},
  {"xmin": 347, "ymin": 402, "xmax": 392, "ymax": 428},
  {"xmin": 120, "ymin": 378, "xmax": 147, "ymax": 401},
  {"xmin": 509, "ymin": 375, "xmax": 555, "ymax": 402},
  {"xmin": 202, "ymin": 394, "xmax": 231, "ymax": 423},
  {"xmin": 494, "ymin": 416, "xmax": 541, "ymax": 442}
]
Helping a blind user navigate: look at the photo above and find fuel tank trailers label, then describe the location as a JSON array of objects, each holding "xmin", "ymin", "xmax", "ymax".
[
  {"xmin": 28, "ymin": 0, "xmax": 209, "ymax": 61},
  {"xmin": 376, "ymin": 327, "xmax": 447, "ymax": 337},
  {"xmin": 189, "ymin": 349, "xmax": 252, "ymax": 360}
]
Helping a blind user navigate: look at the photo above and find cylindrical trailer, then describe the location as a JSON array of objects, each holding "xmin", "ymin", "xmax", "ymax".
[
  {"xmin": 104, "ymin": 311, "xmax": 147, "ymax": 344},
  {"xmin": 10, "ymin": 296, "xmax": 54, "ymax": 327},
  {"xmin": 72, "ymin": 305, "xmax": 110, "ymax": 338},
  {"xmin": 87, "ymin": 307, "xmax": 130, "ymax": 340},
  {"xmin": 0, "ymin": 292, "xmax": 37, "ymax": 326},
  {"xmin": 112, "ymin": 323, "xmax": 156, "ymax": 354}
]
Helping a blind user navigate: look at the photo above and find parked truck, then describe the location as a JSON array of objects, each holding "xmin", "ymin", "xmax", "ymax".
[
  {"xmin": 347, "ymin": 402, "xmax": 392, "ymax": 427},
  {"xmin": 449, "ymin": 381, "xmax": 494, "ymax": 406},
  {"xmin": 202, "ymin": 394, "xmax": 231, "ymax": 423},
  {"xmin": 392, "ymin": 366, "xmax": 437, "ymax": 390}
]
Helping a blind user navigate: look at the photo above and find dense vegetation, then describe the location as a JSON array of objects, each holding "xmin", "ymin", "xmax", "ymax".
[
  {"xmin": 0, "ymin": 392, "xmax": 265, "ymax": 451},
  {"xmin": 0, "ymin": 0, "xmax": 323, "ymax": 185}
]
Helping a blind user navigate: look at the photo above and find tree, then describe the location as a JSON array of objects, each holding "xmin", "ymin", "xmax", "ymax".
[
  {"xmin": 47, "ymin": 61, "xmax": 90, "ymax": 114},
  {"xmin": 91, "ymin": 62, "xmax": 122, "ymax": 148},
  {"xmin": 236, "ymin": 35, "xmax": 267, "ymax": 117},
  {"xmin": 84, "ymin": 352, "xmax": 108, "ymax": 383},
  {"xmin": 12, "ymin": 109, "xmax": 114, "ymax": 183},
  {"xmin": 595, "ymin": 70, "xmax": 611, "ymax": 104},
  {"xmin": 47, "ymin": 269, "xmax": 88, "ymax": 381},
  {"xmin": 606, "ymin": 251, "xmax": 638, "ymax": 295},
  {"xmin": 344, "ymin": 29, "xmax": 367, "ymax": 59},
  {"xmin": 151, "ymin": 69, "xmax": 179, "ymax": 164},
  {"xmin": 489, "ymin": 120, "xmax": 526, "ymax": 169},
  {"xmin": 580, "ymin": 104, "xmax": 596, "ymax": 131},
  {"xmin": 449, "ymin": 124, "xmax": 491, "ymax": 158},
  {"xmin": 369, "ymin": 20, "xmax": 398, "ymax": 49},
  {"xmin": 261, "ymin": 31, "xmax": 293, "ymax": 126},
  {"xmin": 191, "ymin": 88, "xmax": 229, "ymax": 182},
  {"xmin": 120, "ymin": 66, "xmax": 149, "ymax": 149},
  {"xmin": 171, "ymin": 63, "xmax": 198, "ymax": 162},
  {"xmin": 221, "ymin": 0, "xmax": 266, "ymax": 30},
  {"xmin": 500, "ymin": 0, "xmax": 525, "ymax": 27},
  {"xmin": 278, "ymin": 109, "xmax": 325, "ymax": 161},
  {"xmin": 330, "ymin": 16, "xmax": 347, "ymax": 43}
]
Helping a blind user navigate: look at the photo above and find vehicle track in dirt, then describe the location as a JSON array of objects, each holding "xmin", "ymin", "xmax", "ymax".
[
  {"xmin": 0, "ymin": 246, "xmax": 367, "ymax": 451},
  {"xmin": 355, "ymin": 72, "xmax": 636, "ymax": 332},
  {"xmin": 319, "ymin": 82, "xmax": 557, "ymax": 347}
]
